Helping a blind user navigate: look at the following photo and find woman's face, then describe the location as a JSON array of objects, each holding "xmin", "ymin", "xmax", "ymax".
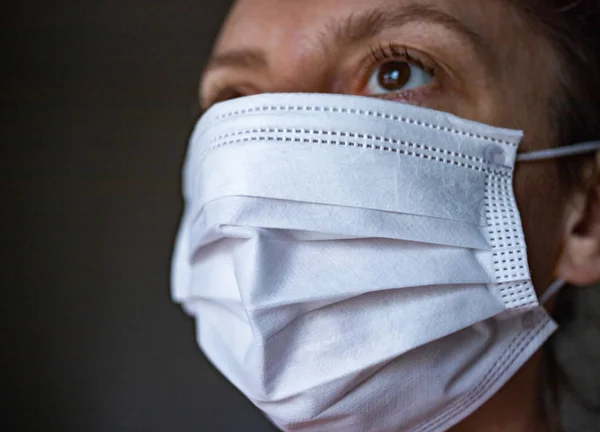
[{"xmin": 201, "ymin": 0, "xmax": 597, "ymax": 295}]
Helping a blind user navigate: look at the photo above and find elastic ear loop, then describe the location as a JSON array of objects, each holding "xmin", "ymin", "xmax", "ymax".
[
  {"xmin": 516, "ymin": 141, "xmax": 600, "ymax": 304},
  {"xmin": 516, "ymin": 140, "xmax": 600, "ymax": 162},
  {"xmin": 540, "ymin": 279, "xmax": 566, "ymax": 304},
  {"xmin": 523, "ymin": 139, "xmax": 600, "ymax": 423}
]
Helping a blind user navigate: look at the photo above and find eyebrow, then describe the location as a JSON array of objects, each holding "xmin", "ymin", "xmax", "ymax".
[
  {"xmin": 205, "ymin": 49, "xmax": 268, "ymax": 73},
  {"xmin": 329, "ymin": 4, "xmax": 483, "ymax": 48},
  {"xmin": 204, "ymin": 3, "xmax": 483, "ymax": 74}
]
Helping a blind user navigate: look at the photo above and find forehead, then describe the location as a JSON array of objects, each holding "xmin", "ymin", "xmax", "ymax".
[{"xmin": 216, "ymin": 0, "xmax": 501, "ymax": 51}]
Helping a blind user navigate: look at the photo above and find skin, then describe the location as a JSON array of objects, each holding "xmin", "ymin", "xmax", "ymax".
[{"xmin": 200, "ymin": 0, "xmax": 600, "ymax": 430}]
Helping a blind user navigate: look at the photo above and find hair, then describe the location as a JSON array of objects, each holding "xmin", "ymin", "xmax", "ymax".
[
  {"xmin": 517, "ymin": 0, "xmax": 600, "ymax": 186},
  {"xmin": 515, "ymin": 1, "xmax": 600, "ymax": 430}
]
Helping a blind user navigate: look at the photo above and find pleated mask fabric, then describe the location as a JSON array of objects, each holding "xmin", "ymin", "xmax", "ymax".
[{"xmin": 172, "ymin": 93, "xmax": 558, "ymax": 432}]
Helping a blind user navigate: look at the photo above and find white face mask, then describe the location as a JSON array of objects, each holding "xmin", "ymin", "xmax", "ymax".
[{"xmin": 171, "ymin": 93, "xmax": 600, "ymax": 432}]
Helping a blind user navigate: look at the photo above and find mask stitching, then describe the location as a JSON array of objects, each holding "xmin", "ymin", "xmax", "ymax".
[
  {"xmin": 492, "ymin": 251, "xmax": 528, "ymax": 281},
  {"xmin": 484, "ymin": 180, "xmax": 523, "ymax": 249},
  {"xmin": 418, "ymin": 315, "xmax": 547, "ymax": 432},
  {"xmin": 206, "ymin": 128, "xmax": 492, "ymax": 166},
  {"xmin": 484, "ymin": 176, "xmax": 523, "ymax": 250},
  {"xmin": 494, "ymin": 270, "xmax": 528, "ymax": 282},
  {"xmin": 484, "ymin": 173, "xmax": 535, "ymax": 322},
  {"xmin": 414, "ymin": 314, "xmax": 548, "ymax": 432},
  {"xmin": 197, "ymin": 135, "xmax": 511, "ymax": 177},
  {"xmin": 498, "ymin": 282, "xmax": 536, "ymax": 300},
  {"xmin": 487, "ymin": 213, "xmax": 518, "ymax": 221},
  {"xmin": 488, "ymin": 187, "xmax": 521, "ymax": 246},
  {"xmin": 499, "ymin": 175, "xmax": 525, "ymax": 247},
  {"xmin": 489, "ymin": 234, "xmax": 520, "ymax": 245},
  {"xmin": 492, "ymin": 251, "xmax": 526, "ymax": 257},
  {"xmin": 500, "ymin": 284, "xmax": 537, "ymax": 306},
  {"xmin": 494, "ymin": 256, "xmax": 525, "ymax": 264},
  {"xmin": 490, "ymin": 226, "xmax": 521, "ymax": 237},
  {"xmin": 488, "ymin": 175, "xmax": 533, "ymax": 303},
  {"xmin": 485, "ymin": 176, "xmax": 529, "ymax": 285},
  {"xmin": 208, "ymin": 105, "xmax": 518, "ymax": 148}
]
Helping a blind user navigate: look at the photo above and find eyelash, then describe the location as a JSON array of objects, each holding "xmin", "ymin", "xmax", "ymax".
[
  {"xmin": 358, "ymin": 43, "xmax": 436, "ymax": 90},
  {"xmin": 370, "ymin": 43, "xmax": 434, "ymax": 73}
]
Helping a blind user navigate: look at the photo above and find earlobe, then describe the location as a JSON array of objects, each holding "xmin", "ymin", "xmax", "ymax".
[{"xmin": 556, "ymin": 152, "xmax": 600, "ymax": 286}]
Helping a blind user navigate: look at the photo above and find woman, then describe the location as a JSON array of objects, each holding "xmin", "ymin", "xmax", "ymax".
[{"xmin": 172, "ymin": 0, "xmax": 600, "ymax": 431}]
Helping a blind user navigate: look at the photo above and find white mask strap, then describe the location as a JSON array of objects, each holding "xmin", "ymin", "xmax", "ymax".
[
  {"xmin": 517, "ymin": 142, "xmax": 599, "ymax": 304},
  {"xmin": 517, "ymin": 141, "xmax": 600, "ymax": 162},
  {"xmin": 540, "ymin": 279, "xmax": 566, "ymax": 304}
]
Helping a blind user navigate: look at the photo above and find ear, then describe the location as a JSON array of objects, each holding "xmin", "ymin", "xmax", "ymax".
[{"xmin": 556, "ymin": 151, "xmax": 600, "ymax": 285}]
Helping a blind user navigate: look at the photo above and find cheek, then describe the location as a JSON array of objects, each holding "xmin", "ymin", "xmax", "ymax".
[{"xmin": 513, "ymin": 162, "xmax": 567, "ymax": 294}]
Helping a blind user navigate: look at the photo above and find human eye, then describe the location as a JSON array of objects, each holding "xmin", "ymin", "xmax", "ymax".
[{"xmin": 358, "ymin": 44, "xmax": 436, "ymax": 99}]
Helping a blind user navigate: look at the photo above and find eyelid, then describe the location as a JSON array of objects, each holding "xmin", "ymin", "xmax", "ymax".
[
  {"xmin": 201, "ymin": 80, "xmax": 258, "ymax": 110},
  {"xmin": 370, "ymin": 44, "xmax": 435, "ymax": 75},
  {"xmin": 352, "ymin": 43, "xmax": 439, "ymax": 97}
]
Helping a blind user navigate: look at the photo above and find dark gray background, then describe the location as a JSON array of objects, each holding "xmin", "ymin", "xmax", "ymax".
[{"xmin": 3, "ymin": 1, "xmax": 276, "ymax": 431}]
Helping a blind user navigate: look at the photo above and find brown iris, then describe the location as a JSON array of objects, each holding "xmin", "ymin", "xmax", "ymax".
[{"xmin": 377, "ymin": 61, "xmax": 412, "ymax": 91}]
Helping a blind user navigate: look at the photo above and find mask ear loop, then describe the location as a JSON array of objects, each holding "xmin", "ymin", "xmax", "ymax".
[
  {"xmin": 516, "ymin": 141, "xmax": 600, "ymax": 303},
  {"xmin": 516, "ymin": 140, "xmax": 600, "ymax": 162},
  {"xmin": 540, "ymin": 279, "xmax": 566, "ymax": 304},
  {"xmin": 523, "ymin": 137, "xmax": 600, "ymax": 425}
]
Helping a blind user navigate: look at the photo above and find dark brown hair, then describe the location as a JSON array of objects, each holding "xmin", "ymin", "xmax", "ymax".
[{"xmin": 518, "ymin": 0, "xmax": 600, "ymax": 186}]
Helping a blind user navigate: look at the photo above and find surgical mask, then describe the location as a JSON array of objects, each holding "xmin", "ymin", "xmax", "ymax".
[{"xmin": 171, "ymin": 93, "xmax": 600, "ymax": 432}]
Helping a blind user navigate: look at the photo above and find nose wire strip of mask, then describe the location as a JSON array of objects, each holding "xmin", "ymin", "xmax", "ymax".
[{"xmin": 516, "ymin": 140, "xmax": 600, "ymax": 162}]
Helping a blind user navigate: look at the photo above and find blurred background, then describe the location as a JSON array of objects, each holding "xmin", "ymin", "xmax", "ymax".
[
  {"xmin": 2, "ymin": 1, "xmax": 276, "ymax": 431},
  {"xmin": 2, "ymin": 1, "xmax": 600, "ymax": 432}
]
